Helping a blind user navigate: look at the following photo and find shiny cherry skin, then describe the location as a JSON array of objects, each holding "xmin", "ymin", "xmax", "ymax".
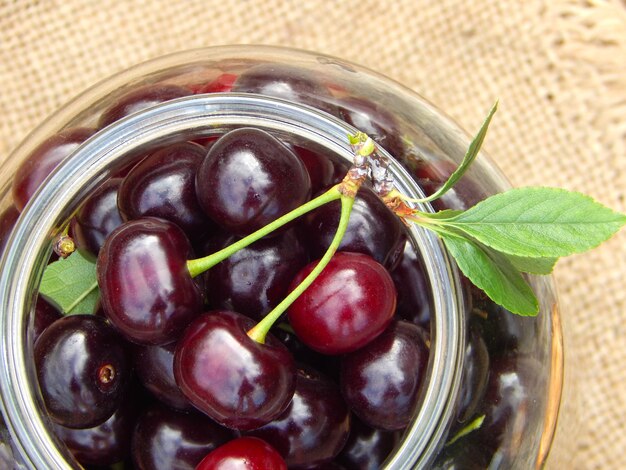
[
  {"xmin": 131, "ymin": 403, "xmax": 233, "ymax": 470},
  {"xmin": 232, "ymin": 63, "xmax": 339, "ymax": 117},
  {"xmin": 97, "ymin": 217, "xmax": 203, "ymax": 345},
  {"xmin": 390, "ymin": 240, "xmax": 432, "ymax": 329},
  {"xmin": 196, "ymin": 437, "xmax": 287, "ymax": 470},
  {"xmin": 133, "ymin": 341, "xmax": 193, "ymax": 411},
  {"xmin": 196, "ymin": 127, "xmax": 311, "ymax": 236},
  {"xmin": 302, "ymin": 186, "xmax": 405, "ymax": 267},
  {"xmin": 0, "ymin": 204, "xmax": 19, "ymax": 253},
  {"xmin": 174, "ymin": 310, "xmax": 296, "ymax": 431},
  {"xmin": 337, "ymin": 415, "xmax": 401, "ymax": 470},
  {"xmin": 34, "ymin": 314, "xmax": 130, "ymax": 429},
  {"xmin": 340, "ymin": 320, "xmax": 429, "ymax": 431},
  {"xmin": 53, "ymin": 385, "xmax": 141, "ymax": 466},
  {"xmin": 118, "ymin": 142, "xmax": 215, "ymax": 241},
  {"xmin": 288, "ymin": 252, "xmax": 396, "ymax": 355},
  {"xmin": 72, "ymin": 177, "xmax": 124, "ymax": 255},
  {"xmin": 288, "ymin": 144, "xmax": 336, "ymax": 194},
  {"xmin": 12, "ymin": 127, "xmax": 96, "ymax": 211},
  {"xmin": 206, "ymin": 229, "xmax": 308, "ymax": 320},
  {"xmin": 98, "ymin": 83, "xmax": 192, "ymax": 128},
  {"xmin": 248, "ymin": 367, "xmax": 350, "ymax": 468}
]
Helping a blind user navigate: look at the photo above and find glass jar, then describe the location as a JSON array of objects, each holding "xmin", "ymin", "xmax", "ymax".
[{"xmin": 0, "ymin": 45, "xmax": 562, "ymax": 469}]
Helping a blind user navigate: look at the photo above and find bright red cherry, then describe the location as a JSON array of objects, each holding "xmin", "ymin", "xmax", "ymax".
[
  {"xmin": 196, "ymin": 437, "xmax": 286, "ymax": 470},
  {"xmin": 287, "ymin": 252, "xmax": 396, "ymax": 355}
]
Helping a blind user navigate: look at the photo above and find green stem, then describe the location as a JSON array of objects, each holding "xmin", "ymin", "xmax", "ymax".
[
  {"xmin": 247, "ymin": 193, "xmax": 355, "ymax": 343},
  {"xmin": 186, "ymin": 185, "xmax": 343, "ymax": 278}
]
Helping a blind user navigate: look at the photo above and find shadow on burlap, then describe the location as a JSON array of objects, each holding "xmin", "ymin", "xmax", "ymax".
[{"xmin": 0, "ymin": 1, "xmax": 624, "ymax": 468}]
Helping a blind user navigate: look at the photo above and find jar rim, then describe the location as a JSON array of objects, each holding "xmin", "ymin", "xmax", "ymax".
[{"xmin": 0, "ymin": 93, "xmax": 465, "ymax": 469}]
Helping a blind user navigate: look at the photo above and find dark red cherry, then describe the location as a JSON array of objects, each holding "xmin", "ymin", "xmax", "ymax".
[
  {"xmin": 340, "ymin": 320, "xmax": 429, "ymax": 431},
  {"xmin": 288, "ymin": 252, "xmax": 396, "ymax": 355},
  {"xmin": 195, "ymin": 128, "xmax": 311, "ymax": 236},
  {"xmin": 98, "ymin": 84, "xmax": 192, "ymax": 128},
  {"xmin": 97, "ymin": 217, "xmax": 203, "ymax": 345},
  {"xmin": 232, "ymin": 63, "xmax": 339, "ymax": 117},
  {"xmin": 72, "ymin": 178, "xmax": 124, "ymax": 255},
  {"xmin": 118, "ymin": 142, "xmax": 215, "ymax": 241},
  {"xmin": 32, "ymin": 297, "xmax": 62, "ymax": 344},
  {"xmin": 0, "ymin": 204, "xmax": 19, "ymax": 253},
  {"xmin": 478, "ymin": 356, "xmax": 543, "ymax": 447},
  {"xmin": 133, "ymin": 341, "xmax": 193, "ymax": 411},
  {"xmin": 337, "ymin": 415, "xmax": 401, "ymax": 470},
  {"xmin": 338, "ymin": 96, "xmax": 405, "ymax": 159},
  {"xmin": 289, "ymin": 144, "xmax": 335, "ymax": 194},
  {"xmin": 248, "ymin": 367, "xmax": 350, "ymax": 468},
  {"xmin": 196, "ymin": 437, "xmax": 287, "ymax": 470},
  {"xmin": 131, "ymin": 403, "xmax": 233, "ymax": 470},
  {"xmin": 53, "ymin": 385, "xmax": 141, "ymax": 466},
  {"xmin": 390, "ymin": 240, "xmax": 432, "ymax": 329},
  {"xmin": 34, "ymin": 315, "xmax": 130, "ymax": 429},
  {"xmin": 12, "ymin": 127, "xmax": 96, "ymax": 211},
  {"xmin": 174, "ymin": 310, "xmax": 296, "ymax": 431},
  {"xmin": 302, "ymin": 186, "xmax": 405, "ymax": 267},
  {"xmin": 206, "ymin": 229, "xmax": 308, "ymax": 320}
]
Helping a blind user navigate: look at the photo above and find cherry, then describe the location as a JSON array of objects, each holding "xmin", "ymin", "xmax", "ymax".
[
  {"xmin": 206, "ymin": 229, "xmax": 308, "ymax": 320},
  {"xmin": 12, "ymin": 127, "xmax": 96, "ymax": 211},
  {"xmin": 97, "ymin": 217, "xmax": 203, "ymax": 345},
  {"xmin": 340, "ymin": 320, "xmax": 429, "ymax": 431},
  {"xmin": 53, "ymin": 385, "xmax": 141, "ymax": 466},
  {"xmin": 195, "ymin": 127, "xmax": 311, "ymax": 236},
  {"xmin": 98, "ymin": 83, "xmax": 193, "ymax": 128},
  {"xmin": 288, "ymin": 252, "xmax": 396, "ymax": 355},
  {"xmin": 302, "ymin": 186, "xmax": 405, "ymax": 267},
  {"xmin": 131, "ymin": 403, "xmax": 233, "ymax": 470},
  {"xmin": 232, "ymin": 63, "xmax": 339, "ymax": 117},
  {"xmin": 34, "ymin": 314, "xmax": 130, "ymax": 429},
  {"xmin": 118, "ymin": 142, "xmax": 215, "ymax": 242},
  {"xmin": 174, "ymin": 310, "xmax": 296, "ymax": 431},
  {"xmin": 289, "ymin": 144, "xmax": 336, "ymax": 194},
  {"xmin": 72, "ymin": 177, "xmax": 124, "ymax": 255},
  {"xmin": 196, "ymin": 437, "xmax": 287, "ymax": 470},
  {"xmin": 248, "ymin": 367, "xmax": 351, "ymax": 468},
  {"xmin": 470, "ymin": 356, "xmax": 543, "ymax": 458},
  {"xmin": 337, "ymin": 415, "xmax": 401, "ymax": 470},
  {"xmin": 390, "ymin": 240, "xmax": 432, "ymax": 329},
  {"xmin": 132, "ymin": 341, "xmax": 193, "ymax": 411},
  {"xmin": 0, "ymin": 204, "xmax": 19, "ymax": 253}
]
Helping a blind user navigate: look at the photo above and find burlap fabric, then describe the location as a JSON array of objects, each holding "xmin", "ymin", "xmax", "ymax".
[{"xmin": 1, "ymin": 1, "xmax": 624, "ymax": 468}]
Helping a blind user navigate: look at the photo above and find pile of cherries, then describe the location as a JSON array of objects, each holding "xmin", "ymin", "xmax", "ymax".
[
  {"xmin": 0, "ymin": 63, "xmax": 544, "ymax": 469},
  {"xmin": 2, "ymin": 65, "xmax": 435, "ymax": 470}
]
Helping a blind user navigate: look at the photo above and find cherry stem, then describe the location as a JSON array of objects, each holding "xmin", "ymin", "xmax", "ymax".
[
  {"xmin": 247, "ymin": 193, "xmax": 355, "ymax": 344},
  {"xmin": 186, "ymin": 186, "xmax": 343, "ymax": 278}
]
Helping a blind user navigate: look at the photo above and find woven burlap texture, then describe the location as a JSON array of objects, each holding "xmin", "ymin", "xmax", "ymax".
[{"xmin": 1, "ymin": 1, "xmax": 625, "ymax": 468}]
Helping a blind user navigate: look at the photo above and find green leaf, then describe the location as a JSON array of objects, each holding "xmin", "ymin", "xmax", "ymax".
[
  {"xmin": 504, "ymin": 253, "xmax": 558, "ymax": 275},
  {"xmin": 444, "ymin": 187, "xmax": 626, "ymax": 258},
  {"xmin": 39, "ymin": 250, "xmax": 99, "ymax": 315},
  {"xmin": 418, "ymin": 101, "xmax": 498, "ymax": 203},
  {"xmin": 441, "ymin": 234, "xmax": 538, "ymax": 316}
]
